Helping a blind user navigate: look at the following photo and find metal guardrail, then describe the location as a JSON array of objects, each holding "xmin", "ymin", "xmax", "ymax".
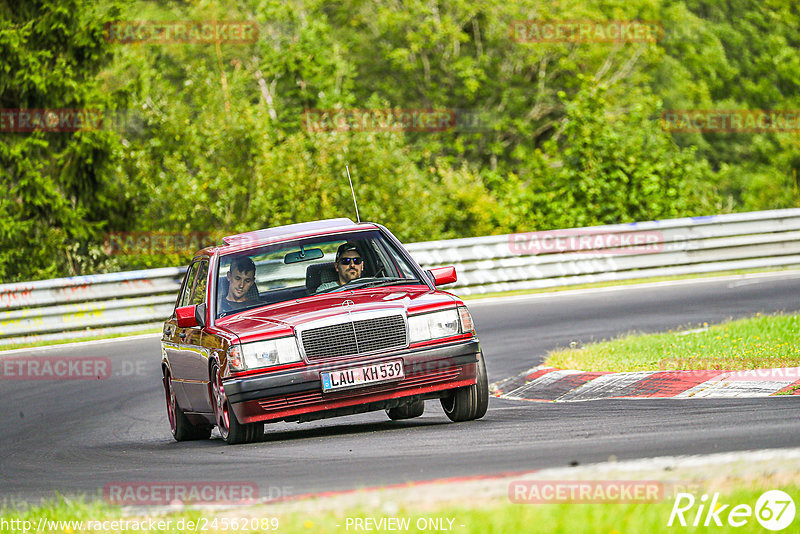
[
  {"xmin": 407, "ymin": 208, "xmax": 800, "ymax": 294},
  {"xmin": 2, "ymin": 209, "xmax": 800, "ymax": 346},
  {"xmin": 0, "ymin": 268, "xmax": 186, "ymax": 345}
]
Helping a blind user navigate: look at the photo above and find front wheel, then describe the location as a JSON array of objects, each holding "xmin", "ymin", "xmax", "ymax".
[
  {"xmin": 210, "ymin": 363, "xmax": 264, "ymax": 444},
  {"xmin": 163, "ymin": 370, "xmax": 211, "ymax": 441},
  {"xmin": 440, "ymin": 352, "xmax": 489, "ymax": 422}
]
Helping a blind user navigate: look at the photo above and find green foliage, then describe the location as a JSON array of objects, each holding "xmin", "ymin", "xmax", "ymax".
[
  {"xmin": 530, "ymin": 82, "xmax": 717, "ymax": 228},
  {"xmin": 656, "ymin": 0, "xmax": 800, "ymax": 209},
  {"xmin": 2, "ymin": 0, "xmax": 799, "ymax": 281},
  {"xmin": 0, "ymin": 0, "xmax": 127, "ymax": 281}
]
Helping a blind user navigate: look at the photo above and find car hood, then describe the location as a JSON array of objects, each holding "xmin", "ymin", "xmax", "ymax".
[{"xmin": 215, "ymin": 285, "xmax": 458, "ymax": 343}]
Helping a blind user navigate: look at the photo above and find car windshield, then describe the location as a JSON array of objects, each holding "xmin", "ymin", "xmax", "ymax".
[{"xmin": 215, "ymin": 230, "xmax": 423, "ymax": 318}]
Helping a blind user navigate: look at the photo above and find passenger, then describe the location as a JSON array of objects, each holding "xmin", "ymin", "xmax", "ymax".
[
  {"xmin": 317, "ymin": 243, "xmax": 363, "ymax": 292},
  {"xmin": 219, "ymin": 256, "xmax": 258, "ymax": 313}
]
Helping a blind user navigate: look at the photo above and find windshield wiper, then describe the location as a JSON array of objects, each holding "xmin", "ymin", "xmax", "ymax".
[
  {"xmin": 318, "ymin": 277, "xmax": 381, "ymax": 293},
  {"xmin": 341, "ymin": 277, "xmax": 419, "ymax": 290}
]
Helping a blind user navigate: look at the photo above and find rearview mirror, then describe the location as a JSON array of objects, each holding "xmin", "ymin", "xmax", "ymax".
[{"xmin": 284, "ymin": 247, "xmax": 324, "ymax": 264}]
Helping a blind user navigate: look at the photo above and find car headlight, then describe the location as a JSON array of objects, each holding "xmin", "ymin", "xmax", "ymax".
[
  {"xmin": 228, "ymin": 337, "xmax": 302, "ymax": 371},
  {"xmin": 408, "ymin": 307, "xmax": 470, "ymax": 343}
]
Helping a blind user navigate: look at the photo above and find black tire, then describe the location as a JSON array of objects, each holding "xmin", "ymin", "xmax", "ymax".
[
  {"xmin": 210, "ymin": 363, "xmax": 264, "ymax": 444},
  {"xmin": 440, "ymin": 352, "xmax": 489, "ymax": 422},
  {"xmin": 474, "ymin": 352, "xmax": 489, "ymax": 419},
  {"xmin": 386, "ymin": 399, "xmax": 425, "ymax": 420},
  {"xmin": 163, "ymin": 370, "xmax": 212, "ymax": 441}
]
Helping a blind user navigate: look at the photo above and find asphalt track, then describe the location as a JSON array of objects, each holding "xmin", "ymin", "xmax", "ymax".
[{"xmin": 2, "ymin": 272, "xmax": 800, "ymax": 504}]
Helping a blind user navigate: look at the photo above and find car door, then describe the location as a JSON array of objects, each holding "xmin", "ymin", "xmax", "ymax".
[
  {"xmin": 163, "ymin": 261, "xmax": 199, "ymax": 410},
  {"xmin": 176, "ymin": 258, "xmax": 214, "ymax": 412}
]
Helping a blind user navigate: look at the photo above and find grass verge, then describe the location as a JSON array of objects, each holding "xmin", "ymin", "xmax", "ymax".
[
  {"xmin": 545, "ymin": 313, "xmax": 800, "ymax": 372},
  {"xmin": 2, "ymin": 483, "xmax": 797, "ymax": 533}
]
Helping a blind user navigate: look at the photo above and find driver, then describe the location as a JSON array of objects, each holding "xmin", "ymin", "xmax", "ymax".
[
  {"xmin": 317, "ymin": 243, "xmax": 363, "ymax": 292},
  {"xmin": 219, "ymin": 256, "xmax": 258, "ymax": 313}
]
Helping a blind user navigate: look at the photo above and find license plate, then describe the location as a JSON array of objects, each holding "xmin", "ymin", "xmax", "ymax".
[{"xmin": 321, "ymin": 359, "xmax": 405, "ymax": 392}]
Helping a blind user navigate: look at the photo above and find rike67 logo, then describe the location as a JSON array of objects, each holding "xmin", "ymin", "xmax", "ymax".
[{"xmin": 668, "ymin": 490, "xmax": 795, "ymax": 531}]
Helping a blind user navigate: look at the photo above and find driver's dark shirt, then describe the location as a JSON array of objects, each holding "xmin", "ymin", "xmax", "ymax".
[{"xmin": 218, "ymin": 297, "xmax": 258, "ymax": 314}]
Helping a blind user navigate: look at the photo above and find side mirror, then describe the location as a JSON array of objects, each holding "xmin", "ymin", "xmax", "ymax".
[
  {"xmin": 176, "ymin": 305, "xmax": 199, "ymax": 328},
  {"xmin": 194, "ymin": 302, "xmax": 207, "ymax": 327},
  {"xmin": 427, "ymin": 266, "xmax": 457, "ymax": 286}
]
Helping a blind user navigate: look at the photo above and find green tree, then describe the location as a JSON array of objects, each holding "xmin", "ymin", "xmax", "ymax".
[
  {"xmin": 0, "ymin": 0, "xmax": 127, "ymax": 282},
  {"xmin": 6, "ymin": 0, "xmax": 799, "ymax": 280},
  {"xmin": 525, "ymin": 81, "xmax": 716, "ymax": 229},
  {"xmin": 655, "ymin": 0, "xmax": 800, "ymax": 210}
]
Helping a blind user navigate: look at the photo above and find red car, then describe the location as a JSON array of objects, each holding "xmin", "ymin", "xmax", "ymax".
[{"xmin": 161, "ymin": 218, "xmax": 488, "ymax": 444}]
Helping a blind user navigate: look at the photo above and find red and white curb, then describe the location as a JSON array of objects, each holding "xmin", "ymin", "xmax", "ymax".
[{"xmin": 492, "ymin": 366, "xmax": 800, "ymax": 402}]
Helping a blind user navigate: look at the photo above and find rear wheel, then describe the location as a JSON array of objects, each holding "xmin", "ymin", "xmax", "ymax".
[
  {"xmin": 440, "ymin": 352, "xmax": 489, "ymax": 422},
  {"xmin": 386, "ymin": 399, "xmax": 425, "ymax": 420},
  {"xmin": 211, "ymin": 363, "xmax": 264, "ymax": 444},
  {"xmin": 163, "ymin": 370, "xmax": 211, "ymax": 441}
]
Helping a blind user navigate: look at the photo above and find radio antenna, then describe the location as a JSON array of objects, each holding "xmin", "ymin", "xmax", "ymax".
[{"xmin": 346, "ymin": 165, "xmax": 361, "ymax": 223}]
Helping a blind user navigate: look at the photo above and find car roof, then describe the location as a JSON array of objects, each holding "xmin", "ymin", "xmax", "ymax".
[{"xmin": 210, "ymin": 218, "xmax": 380, "ymax": 255}]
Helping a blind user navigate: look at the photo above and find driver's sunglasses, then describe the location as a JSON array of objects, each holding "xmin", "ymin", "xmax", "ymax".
[{"xmin": 338, "ymin": 257, "xmax": 363, "ymax": 266}]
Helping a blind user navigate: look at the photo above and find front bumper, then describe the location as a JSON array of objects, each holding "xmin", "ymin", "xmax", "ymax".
[{"xmin": 224, "ymin": 339, "xmax": 481, "ymax": 424}]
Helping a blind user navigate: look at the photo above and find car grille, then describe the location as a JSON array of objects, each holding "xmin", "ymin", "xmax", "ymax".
[{"xmin": 301, "ymin": 315, "xmax": 407, "ymax": 360}]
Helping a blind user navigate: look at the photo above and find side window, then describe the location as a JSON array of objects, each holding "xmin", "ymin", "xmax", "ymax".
[
  {"xmin": 177, "ymin": 262, "xmax": 200, "ymax": 308},
  {"xmin": 374, "ymin": 239, "xmax": 417, "ymax": 279},
  {"xmin": 190, "ymin": 260, "xmax": 209, "ymax": 305}
]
